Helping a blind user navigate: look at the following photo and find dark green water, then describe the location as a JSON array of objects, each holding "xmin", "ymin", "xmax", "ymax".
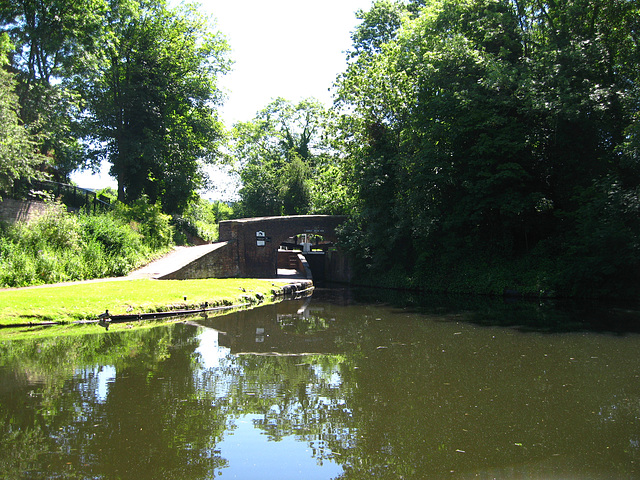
[{"xmin": 1, "ymin": 288, "xmax": 639, "ymax": 479}]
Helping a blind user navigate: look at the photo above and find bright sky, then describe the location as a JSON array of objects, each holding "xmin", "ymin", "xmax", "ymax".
[
  {"xmin": 206, "ymin": 0, "xmax": 372, "ymax": 124},
  {"xmin": 71, "ymin": 0, "xmax": 372, "ymax": 196}
]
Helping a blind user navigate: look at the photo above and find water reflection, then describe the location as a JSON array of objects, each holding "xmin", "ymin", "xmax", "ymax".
[{"xmin": 0, "ymin": 289, "xmax": 639, "ymax": 479}]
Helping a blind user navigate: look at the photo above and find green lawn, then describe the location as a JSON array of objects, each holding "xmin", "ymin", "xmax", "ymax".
[{"xmin": 0, "ymin": 278, "xmax": 289, "ymax": 327}]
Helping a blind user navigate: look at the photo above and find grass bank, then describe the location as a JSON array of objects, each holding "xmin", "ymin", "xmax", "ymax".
[{"xmin": 0, "ymin": 278, "xmax": 292, "ymax": 334}]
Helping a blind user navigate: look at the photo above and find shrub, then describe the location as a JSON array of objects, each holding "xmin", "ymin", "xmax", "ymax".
[
  {"xmin": 25, "ymin": 203, "xmax": 84, "ymax": 254},
  {"xmin": 173, "ymin": 197, "xmax": 226, "ymax": 244},
  {"xmin": 0, "ymin": 199, "xmax": 174, "ymax": 287},
  {"xmin": 114, "ymin": 196, "xmax": 174, "ymax": 250},
  {"xmin": 79, "ymin": 212, "xmax": 145, "ymax": 257},
  {"xmin": 82, "ymin": 240, "xmax": 109, "ymax": 278}
]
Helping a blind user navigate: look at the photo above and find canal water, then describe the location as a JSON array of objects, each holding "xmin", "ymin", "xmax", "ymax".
[{"xmin": 0, "ymin": 288, "xmax": 639, "ymax": 479}]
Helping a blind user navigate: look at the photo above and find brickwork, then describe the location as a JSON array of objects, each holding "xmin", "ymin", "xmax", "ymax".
[
  {"xmin": 0, "ymin": 199, "xmax": 49, "ymax": 223},
  {"xmin": 277, "ymin": 250, "xmax": 302, "ymax": 270},
  {"xmin": 159, "ymin": 242, "xmax": 239, "ymax": 280},
  {"xmin": 275, "ymin": 251, "xmax": 313, "ymax": 279},
  {"xmin": 324, "ymin": 249, "xmax": 352, "ymax": 283},
  {"xmin": 160, "ymin": 215, "xmax": 352, "ymax": 281},
  {"xmin": 219, "ymin": 215, "xmax": 348, "ymax": 278}
]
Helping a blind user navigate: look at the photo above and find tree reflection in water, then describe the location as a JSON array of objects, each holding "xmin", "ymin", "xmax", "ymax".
[{"xmin": 1, "ymin": 289, "xmax": 639, "ymax": 479}]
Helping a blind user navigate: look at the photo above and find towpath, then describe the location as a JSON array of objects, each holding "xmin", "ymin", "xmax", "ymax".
[{"xmin": 127, "ymin": 243, "xmax": 225, "ymax": 279}]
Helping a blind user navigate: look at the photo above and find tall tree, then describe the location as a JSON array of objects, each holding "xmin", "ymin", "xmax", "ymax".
[
  {"xmin": 86, "ymin": 0, "xmax": 231, "ymax": 213},
  {"xmin": 0, "ymin": 0, "xmax": 107, "ymax": 179},
  {"xmin": 0, "ymin": 33, "xmax": 43, "ymax": 195},
  {"xmin": 335, "ymin": 0, "xmax": 640, "ymax": 294}
]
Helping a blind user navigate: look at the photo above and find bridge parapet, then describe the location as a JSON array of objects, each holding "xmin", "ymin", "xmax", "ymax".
[{"xmin": 219, "ymin": 215, "xmax": 346, "ymax": 242}]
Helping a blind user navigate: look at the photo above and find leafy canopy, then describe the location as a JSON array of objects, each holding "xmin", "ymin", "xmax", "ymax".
[
  {"xmin": 0, "ymin": 33, "xmax": 43, "ymax": 196},
  {"xmin": 230, "ymin": 98, "xmax": 348, "ymax": 217},
  {"xmin": 334, "ymin": 0, "xmax": 640, "ymax": 296},
  {"xmin": 85, "ymin": 0, "xmax": 231, "ymax": 213}
]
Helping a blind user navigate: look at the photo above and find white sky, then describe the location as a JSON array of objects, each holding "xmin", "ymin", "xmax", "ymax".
[
  {"xmin": 71, "ymin": 0, "xmax": 372, "ymax": 196},
  {"xmin": 208, "ymin": 0, "xmax": 371, "ymax": 124}
]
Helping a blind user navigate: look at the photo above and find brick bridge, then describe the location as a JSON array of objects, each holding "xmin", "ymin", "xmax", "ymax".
[{"xmin": 160, "ymin": 215, "xmax": 351, "ymax": 282}]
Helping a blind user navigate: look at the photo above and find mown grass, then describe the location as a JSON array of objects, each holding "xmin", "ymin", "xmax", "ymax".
[{"xmin": 0, "ymin": 278, "xmax": 289, "ymax": 328}]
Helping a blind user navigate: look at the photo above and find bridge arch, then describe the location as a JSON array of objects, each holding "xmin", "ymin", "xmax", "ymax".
[
  {"xmin": 218, "ymin": 215, "xmax": 349, "ymax": 279},
  {"xmin": 159, "ymin": 215, "xmax": 351, "ymax": 282}
]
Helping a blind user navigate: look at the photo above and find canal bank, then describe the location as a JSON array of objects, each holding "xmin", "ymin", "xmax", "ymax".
[
  {"xmin": 0, "ymin": 277, "xmax": 312, "ymax": 334},
  {"xmin": 0, "ymin": 244, "xmax": 314, "ymax": 333}
]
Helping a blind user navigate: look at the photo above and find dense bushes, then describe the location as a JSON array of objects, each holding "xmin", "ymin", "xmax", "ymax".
[
  {"xmin": 173, "ymin": 198, "xmax": 235, "ymax": 244},
  {"xmin": 0, "ymin": 201, "xmax": 173, "ymax": 287},
  {"xmin": 333, "ymin": 0, "xmax": 640, "ymax": 300}
]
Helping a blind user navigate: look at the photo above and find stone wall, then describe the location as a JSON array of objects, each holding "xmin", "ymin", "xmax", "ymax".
[{"xmin": 0, "ymin": 199, "xmax": 49, "ymax": 224}]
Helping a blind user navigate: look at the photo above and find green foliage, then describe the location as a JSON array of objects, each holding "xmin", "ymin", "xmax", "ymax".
[
  {"xmin": 236, "ymin": 158, "xmax": 286, "ymax": 217},
  {"xmin": 231, "ymin": 98, "xmax": 342, "ymax": 217},
  {"xmin": 113, "ymin": 196, "xmax": 174, "ymax": 250},
  {"xmin": 0, "ymin": 200, "xmax": 172, "ymax": 287},
  {"xmin": 279, "ymin": 154, "xmax": 312, "ymax": 215},
  {"xmin": 211, "ymin": 200, "xmax": 234, "ymax": 222},
  {"xmin": 335, "ymin": 0, "xmax": 640, "ymax": 298},
  {"xmin": 0, "ymin": 34, "xmax": 43, "ymax": 195},
  {"xmin": 85, "ymin": 0, "xmax": 231, "ymax": 213},
  {"xmin": 1, "ymin": 0, "xmax": 231, "ymax": 209},
  {"xmin": 80, "ymin": 212, "xmax": 143, "ymax": 257},
  {"xmin": 0, "ymin": 0, "xmax": 107, "ymax": 178},
  {"xmin": 350, "ymin": 0, "xmax": 407, "ymax": 57},
  {"xmin": 173, "ymin": 197, "xmax": 235, "ymax": 244},
  {"xmin": 551, "ymin": 180, "xmax": 640, "ymax": 298},
  {"xmin": 27, "ymin": 203, "xmax": 84, "ymax": 253},
  {"xmin": 309, "ymin": 163, "xmax": 352, "ymax": 214}
]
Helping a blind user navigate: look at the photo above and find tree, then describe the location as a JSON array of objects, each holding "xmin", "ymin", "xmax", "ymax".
[
  {"xmin": 86, "ymin": 0, "xmax": 231, "ymax": 213},
  {"xmin": 349, "ymin": 0, "xmax": 408, "ymax": 57},
  {"xmin": 335, "ymin": 0, "xmax": 640, "ymax": 294},
  {"xmin": 0, "ymin": 0, "xmax": 107, "ymax": 179},
  {"xmin": 0, "ymin": 33, "xmax": 43, "ymax": 195},
  {"xmin": 230, "ymin": 98, "xmax": 339, "ymax": 217}
]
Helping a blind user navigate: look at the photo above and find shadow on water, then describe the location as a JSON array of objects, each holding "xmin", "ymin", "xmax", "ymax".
[{"xmin": 315, "ymin": 284, "xmax": 640, "ymax": 335}]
